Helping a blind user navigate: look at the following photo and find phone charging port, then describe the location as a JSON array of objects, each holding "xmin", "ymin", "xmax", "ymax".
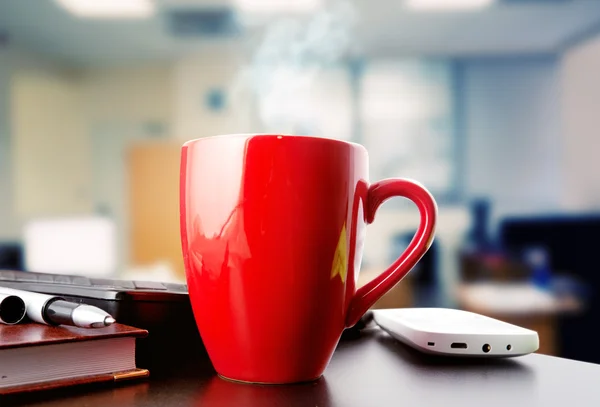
[{"xmin": 451, "ymin": 343, "xmax": 467, "ymax": 349}]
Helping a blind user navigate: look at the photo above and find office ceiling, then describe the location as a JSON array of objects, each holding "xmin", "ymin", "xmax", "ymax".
[{"xmin": 1, "ymin": 0, "xmax": 600, "ymax": 65}]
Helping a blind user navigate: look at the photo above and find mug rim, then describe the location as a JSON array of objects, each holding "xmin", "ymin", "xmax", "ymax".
[{"xmin": 182, "ymin": 133, "xmax": 367, "ymax": 152}]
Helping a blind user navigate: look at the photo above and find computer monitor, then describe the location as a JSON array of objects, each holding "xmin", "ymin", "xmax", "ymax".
[{"xmin": 23, "ymin": 216, "xmax": 116, "ymax": 277}]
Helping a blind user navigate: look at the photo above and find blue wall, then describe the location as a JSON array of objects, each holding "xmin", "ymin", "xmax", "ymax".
[{"xmin": 456, "ymin": 56, "xmax": 563, "ymax": 230}]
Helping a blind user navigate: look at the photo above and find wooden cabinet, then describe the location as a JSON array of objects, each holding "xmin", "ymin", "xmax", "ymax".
[{"xmin": 128, "ymin": 141, "xmax": 184, "ymax": 278}]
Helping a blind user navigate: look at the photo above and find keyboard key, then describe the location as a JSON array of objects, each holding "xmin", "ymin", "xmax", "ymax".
[
  {"xmin": 134, "ymin": 281, "xmax": 168, "ymax": 290},
  {"xmin": 163, "ymin": 283, "xmax": 188, "ymax": 293},
  {"xmin": 54, "ymin": 275, "xmax": 72, "ymax": 284},
  {"xmin": 15, "ymin": 273, "xmax": 38, "ymax": 282},
  {"xmin": 113, "ymin": 279, "xmax": 135, "ymax": 289},
  {"xmin": 0, "ymin": 270, "xmax": 185, "ymax": 294},
  {"xmin": 37, "ymin": 274, "xmax": 55, "ymax": 283},
  {"xmin": 0, "ymin": 271, "xmax": 15, "ymax": 280},
  {"xmin": 90, "ymin": 278, "xmax": 134, "ymax": 289},
  {"xmin": 72, "ymin": 276, "xmax": 92, "ymax": 286}
]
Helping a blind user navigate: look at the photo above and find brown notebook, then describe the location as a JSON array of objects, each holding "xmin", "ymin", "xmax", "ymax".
[{"xmin": 0, "ymin": 323, "xmax": 149, "ymax": 395}]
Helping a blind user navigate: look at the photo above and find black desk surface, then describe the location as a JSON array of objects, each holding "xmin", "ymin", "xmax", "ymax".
[{"xmin": 6, "ymin": 328, "xmax": 600, "ymax": 407}]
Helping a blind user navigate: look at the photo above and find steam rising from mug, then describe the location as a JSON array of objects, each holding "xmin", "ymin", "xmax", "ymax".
[{"xmin": 234, "ymin": 0, "xmax": 357, "ymax": 135}]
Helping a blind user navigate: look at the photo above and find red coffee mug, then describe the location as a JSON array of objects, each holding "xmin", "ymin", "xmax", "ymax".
[{"xmin": 180, "ymin": 134, "xmax": 437, "ymax": 384}]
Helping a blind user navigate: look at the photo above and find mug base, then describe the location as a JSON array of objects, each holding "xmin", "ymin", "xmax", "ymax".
[{"xmin": 217, "ymin": 373, "xmax": 323, "ymax": 386}]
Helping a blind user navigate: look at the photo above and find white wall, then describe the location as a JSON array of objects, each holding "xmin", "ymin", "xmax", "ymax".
[
  {"xmin": 0, "ymin": 50, "xmax": 76, "ymax": 240},
  {"xmin": 83, "ymin": 64, "xmax": 173, "ymax": 126},
  {"xmin": 172, "ymin": 47, "xmax": 354, "ymax": 141},
  {"xmin": 0, "ymin": 54, "xmax": 176, "ymax": 264},
  {"xmin": 80, "ymin": 64, "xmax": 174, "ymax": 269},
  {"xmin": 0, "ymin": 51, "xmax": 13, "ymax": 239},
  {"xmin": 460, "ymin": 56, "xmax": 564, "ymax": 232},
  {"xmin": 172, "ymin": 47, "xmax": 259, "ymax": 141},
  {"xmin": 561, "ymin": 34, "xmax": 600, "ymax": 210},
  {"xmin": 82, "ymin": 64, "xmax": 174, "ymax": 214},
  {"xmin": 12, "ymin": 71, "xmax": 90, "ymax": 217}
]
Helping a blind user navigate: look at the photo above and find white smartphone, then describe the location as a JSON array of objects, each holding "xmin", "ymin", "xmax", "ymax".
[{"xmin": 373, "ymin": 308, "xmax": 539, "ymax": 357}]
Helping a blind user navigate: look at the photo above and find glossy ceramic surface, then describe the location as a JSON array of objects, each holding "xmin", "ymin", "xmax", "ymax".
[{"xmin": 180, "ymin": 134, "xmax": 437, "ymax": 383}]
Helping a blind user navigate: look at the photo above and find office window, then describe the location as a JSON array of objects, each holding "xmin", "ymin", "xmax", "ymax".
[{"xmin": 360, "ymin": 60, "xmax": 456, "ymax": 199}]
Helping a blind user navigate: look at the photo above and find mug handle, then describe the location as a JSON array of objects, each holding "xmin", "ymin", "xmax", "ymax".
[{"xmin": 345, "ymin": 178, "xmax": 438, "ymax": 327}]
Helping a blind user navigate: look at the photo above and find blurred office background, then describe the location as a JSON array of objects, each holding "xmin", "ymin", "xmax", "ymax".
[{"xmin": 1, "ymin": 0, "xmax": 599, "ymax": 362}]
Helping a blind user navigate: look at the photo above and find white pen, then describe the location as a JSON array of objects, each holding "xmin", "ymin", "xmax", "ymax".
[{"xmin": 0, "ymin": 286, "xmax": 115, "ymax": 328}]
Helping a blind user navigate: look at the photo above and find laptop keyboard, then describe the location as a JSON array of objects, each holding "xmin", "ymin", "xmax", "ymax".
[{"xmin": 0, "ymin": 269, "xmax": 187, "ymax": 293}]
